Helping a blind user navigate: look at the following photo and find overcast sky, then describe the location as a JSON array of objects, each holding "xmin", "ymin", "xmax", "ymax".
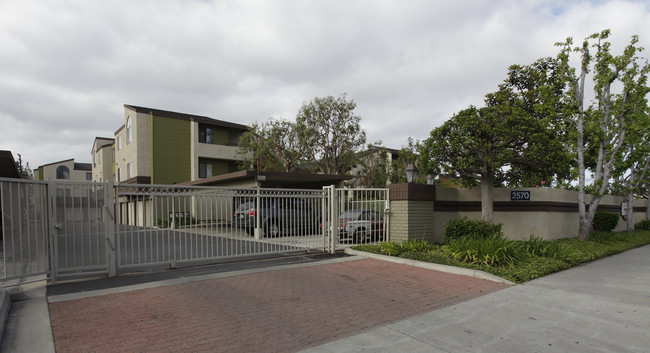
[{"xmin": 1, "ymin": 0, "xmax": 649, "ymax": 169}]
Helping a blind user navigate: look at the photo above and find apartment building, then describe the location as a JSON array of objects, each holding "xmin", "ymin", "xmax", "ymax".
[
  {"xmin": 91, "ymin": 137, "xmax": 115, "ymax": 182},
  {"xmin": 35, "ymin": 159, "xmax": 92, "ymax": 182},
  {"xmin": 112, "ymin": 104, "xmax": 249, "ymax": 185}
]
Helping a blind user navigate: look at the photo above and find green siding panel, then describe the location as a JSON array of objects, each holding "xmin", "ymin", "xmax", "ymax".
[
  {"xmin": 213, "ymin": 128, "xmax": 229, "ymax": 145},
  {"xmin": 151, "ymin": 117, "xmax": 191, "ymax": 184}
]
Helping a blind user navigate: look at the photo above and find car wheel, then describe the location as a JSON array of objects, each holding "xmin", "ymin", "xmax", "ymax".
[
  {"xmin": 265, "ymin": 220, "xmax": 281, "ymax": 238},
  {"xmin": 354, "ymin": 228, "xmax": 367, "ymax": 243}
]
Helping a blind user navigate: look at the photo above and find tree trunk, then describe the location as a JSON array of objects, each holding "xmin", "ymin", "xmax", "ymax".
[
  {"xmin": 578, "ymin": 216, "xmax": 592, "ymax": 241},
  {"xmin": 481, "ymin": 175, "xmax": 494, "ymax": 223},
  {"xmin": 626, "ymin": 196, "xmax": 635, "ymax": 233}
]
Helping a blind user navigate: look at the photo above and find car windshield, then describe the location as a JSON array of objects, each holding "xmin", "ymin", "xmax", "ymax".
[{"xmin": 340, "ymin": 210, "xmax": 362, "ymax": 219}]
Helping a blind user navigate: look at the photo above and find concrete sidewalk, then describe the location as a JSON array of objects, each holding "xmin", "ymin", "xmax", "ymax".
[{"xmin": 302, "ymin": 245, "xmax": 650, "ymax": 353}]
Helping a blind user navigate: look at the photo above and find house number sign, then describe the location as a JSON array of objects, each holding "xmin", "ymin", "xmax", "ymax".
[{"xmin": 511, "ymin": 191, "xmax": 531, "ymax": 201}]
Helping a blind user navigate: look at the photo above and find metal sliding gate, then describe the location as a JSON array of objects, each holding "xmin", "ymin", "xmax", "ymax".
[{"xmin": 1, "ymin": 178, "xmax": 388, "ymax": 284}]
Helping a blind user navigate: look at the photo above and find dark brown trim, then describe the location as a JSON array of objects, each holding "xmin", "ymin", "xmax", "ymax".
[
  {"xmin": 120, "ymin": 176, "xmax": 151, "ymax": 184},
  {"xmin": 124, "ymin": 104, "xmax": 249, "ymax": 132},
  {"xmin": 434, "ymin": 200, "xmax": 648, "ymax": 213},
  {"xmin": 389, "ymin": 183, "xmax": 436, "ymax": 201},
  {"xmin": 0, "ymin": 150, "xmax": 21, "ymax": 178},
  {"xmin": 181, "ymin": 170, "xmax": 352, "ymax": 187}
]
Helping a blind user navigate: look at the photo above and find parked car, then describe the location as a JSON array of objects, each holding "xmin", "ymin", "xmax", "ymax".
[
  {"xmin": 232, "ymin": 197, "xmax": 321, "ymax": 237},
  {"xmin": 337, "ymin": 209, "xmax": 385, "ymax": 243}
]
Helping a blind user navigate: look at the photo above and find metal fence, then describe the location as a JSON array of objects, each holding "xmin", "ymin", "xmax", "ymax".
[
  {"xmin": 323, "ymin": 187, "xmax": 390, "ymax": 252},
  {"xmin": 114, "ymin": 185, "xmax": 328, "ymax": 271},
  {"xmin": 1, "ymin": 178, "xmax": 389, "ymax": 284},
  {"xmin": 0, "ymin": 178, "xmax": 50, "ymax": 282}
]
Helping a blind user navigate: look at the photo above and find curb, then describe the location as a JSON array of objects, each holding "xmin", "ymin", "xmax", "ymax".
[{"xmin": 344, "ymin": 248, "xmax": 516, "ymax": 285}]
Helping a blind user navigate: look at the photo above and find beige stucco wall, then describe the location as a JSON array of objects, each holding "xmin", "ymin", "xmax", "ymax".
[
  {"xmin": 115, "ymin": 108, "xmax": 151, "ymax": 182},
  {"xmin": 389, "ymin": 186, "xmax": 648, "ymax": 243},
  {"xmin": 431, "ymin": 187, "xmax": 647, "ymax": 241},
  {"xmin": 91, "ymin": 138, "xmax": 114, "ymax": 182},
  {"xmin": 38, "ymin": 160, "xmax": 90, "ymax": 183}
]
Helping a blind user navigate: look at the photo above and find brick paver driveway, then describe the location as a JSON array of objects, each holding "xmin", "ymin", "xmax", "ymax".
[{"xmin": 49, "ymin": 257, "xmax": 509, "ymax": 352}]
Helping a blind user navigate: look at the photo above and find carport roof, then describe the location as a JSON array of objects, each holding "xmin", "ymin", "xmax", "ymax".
[
  {"xmin": 181, "ymin": 170, "xmax": 352, "ymax": 189},
  {"xmin": 0, "ymin": 150, "xmax": 21, "ymax": 178}
]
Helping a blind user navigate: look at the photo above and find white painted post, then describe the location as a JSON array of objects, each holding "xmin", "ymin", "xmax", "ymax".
[
  {"xmin": 47, "ymin": 179, "xmax": 58, "ymax": 283},
  {"xmin": 105, "ymin": 180, "xmax": 116, "ymax": 277}
]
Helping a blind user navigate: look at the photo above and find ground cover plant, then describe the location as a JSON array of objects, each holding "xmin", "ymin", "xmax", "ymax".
[{"xmin": 351, "ymin": 220, "xmax": 650, "ymax": 284}]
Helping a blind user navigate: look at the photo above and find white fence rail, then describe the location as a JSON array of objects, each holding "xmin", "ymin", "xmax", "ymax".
[
  {"xmin": 1, "ymin": 178, "xmax": 389, "ymax": 284},
  {"xmin": 0, "ymin": 178, "xmax": 50, "ymax": 281}
]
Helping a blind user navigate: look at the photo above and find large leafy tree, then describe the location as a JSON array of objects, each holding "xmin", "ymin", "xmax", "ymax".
[
  {"xmin": 419, "ymin": 102, "xmax": 544, "ymax": 223},
  {"xmin": 238, "ymin": 119, "xmax": 305, "ymax": 172},
  {"xmin": 239, "ymin": 94, "xmax": 368, "ymax": 176},
  {"xmin": 611, "ymin": 78, "xmax": 650, "ymax": 232},
  {"xmin": 556, "ymin": 30, "xmax": 649, "ymax": 240},
  {"xmin": 419, "ymin": 59, "xmax": 570, "ymax": 223},
  {"xmin": 492, "ymin": 58, "xmax": 574, "ymax": 188},
  {"xmin": 296, "ymin": 94, "xmax": 366, "ymax": 175}
]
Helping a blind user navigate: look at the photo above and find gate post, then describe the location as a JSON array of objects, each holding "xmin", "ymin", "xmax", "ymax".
[
  {"xmin": 47, "ymin": 180, "xmax": 58, "ymax": 283},
  {"xmin": 105, "ymin": 181, "xmax": 116, "ymax": 277},
  {"xmin": 323, "ymin": 185, "xmax": 339, "ymax": 253}
]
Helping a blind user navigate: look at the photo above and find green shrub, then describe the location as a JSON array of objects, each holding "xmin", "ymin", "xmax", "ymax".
[
  {"xmin": 378, "ymin": 242, "xmax": 405, "ymax": 256},
  {"xmin": 636, "ymin": 220, "xmax": 650, "ymax": 230},
  {"xmin": 592, "ymin": 211, "xmax": 619, "ymax": 232},
  {"xmin": 443, "ymin": 217, "xmax": 503, "ymax": 242},
  {"xmin": 485, "ymin": 254, "xmax": 571, "ymax": 283},
  {"xmin": 522, "ymin": 235, "xmax": 570, "ymax": 259},
  {"xmin": 401, "ymin": 239, "xmax": 436, "ymax": 252},
  {"xmin": 443, "ymin": 235, "xmax": 523, "ymax": 267}
]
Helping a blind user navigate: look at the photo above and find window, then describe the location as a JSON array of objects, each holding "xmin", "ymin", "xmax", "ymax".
[
  {"xmin": 117, "ymin": 168, "xmax": 121, "ymax": 182},
  {"xmin": 126, "ymin": 116, "xmax": 132, "ymax": 144},
  {"xmin": 117, "ymin": 135, "xmax": 122, "ymax": 151},
  {"xmin": 127, "ymin": 162, "xmax": 132, "ymax": 179},
  {"xmin": 93, "ymin": 152, "xmax": 96, "ymax": 167},
  {"xmin": 199, "ymin": 162, "xmax": 213, "ymax": 178},
  {"xmin": 86, "ymin": 172, "xmax": 92, "ymax": 181},
  {"xmin": 56, "ymin": 166, "xmax": 70, "ymax": 179},
  {"xmin": 199, "ymin": 126, "xmax": 214, "ymax": 144}
]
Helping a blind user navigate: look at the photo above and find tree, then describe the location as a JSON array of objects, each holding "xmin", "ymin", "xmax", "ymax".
[
  {"xmin": 419, "ymin": 58, "xmax": 571, "ymax": 223},
  {"xmin": 238, "ymin": 119, "xmax": 305, "ymax": 172},
  {"xmin": 419, "ymin": 102, "xmax": 546, "ymax": 222},
  {"xmin": 556, "ymin": 30, "xmax": 649, "ymax": 240},
  {"xmin": 389, "ymin": 138, "xmax": 423, "ymax": 184},
  {"xmin": 611, "ymin": 77, "xmax": 650, "ymax": 232},
  {"xmin": 16, "ymin": 153, "xmax": 33, "ymax": 179},
  {"xmin": 354, "ymin": 143, "xmax": 390, "ymax": 188},
  {"xmin": 296, "ymin": 94, "xmax": 367, "ymax": 175},
  {"xmin": 492, "ymin": 58, "xmax": 574, "ymax": 188}
]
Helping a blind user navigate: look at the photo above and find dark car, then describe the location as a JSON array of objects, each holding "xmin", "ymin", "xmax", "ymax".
[
  {"xmin": 338, "ymin": 209, "xmax": 385, "ymax": 243},
  {"xmin": 232, "ymin": 197, "xmax": 321, "ymax": 237}
]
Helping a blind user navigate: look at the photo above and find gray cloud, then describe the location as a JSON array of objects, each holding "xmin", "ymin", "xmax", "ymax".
[{"xmin": 1, "ymin": 0, "xmax": 648, "ymax": 168}]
